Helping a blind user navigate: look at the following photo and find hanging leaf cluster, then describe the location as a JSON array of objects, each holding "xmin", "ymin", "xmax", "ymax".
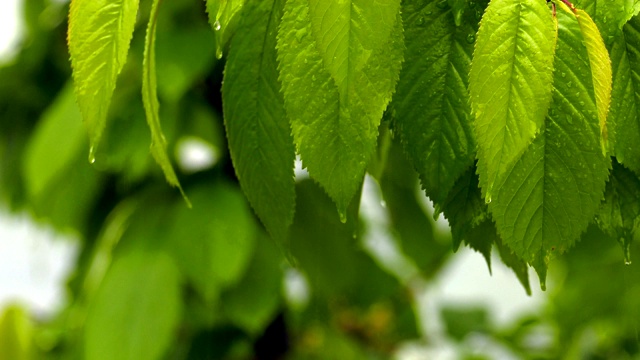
[{"xmin": 67, "ymin": 0, "xmax": 640, "ymax": 288}]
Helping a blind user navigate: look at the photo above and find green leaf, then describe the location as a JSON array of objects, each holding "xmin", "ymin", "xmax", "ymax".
[
  {"xmin": 442, "ymin": 166, "xmax": 489, "ymax": 251},
  {"xmin": 85, "ymin": 250, "xmax": 181, "ymax": 360},
  {"xmin": 575, "ymin": 8, "xmax": 612, "ymax": 153},
  {"xmin": 68, "ymin": 0, "xmax": 140, "ymax": 158},
  {"xmin": 608, "ymin": 16, "xmax": 640, "ymax": 174},
  {"xmin": 206, "ymin": 0, "xmax": 247, "ymax": 58},
  {"xmin": 393, "ymin": 0, "xmax": 481, "ymax": 205},
  {"xmin": 222, "ymin": 0, "xmax": 295, "ymax": 241},
  {"xmin": 494, "ymin": 234, "xmax": 531, "ymax": 295},
  {"xmin": 290, "ymin": 180, "xmax": 399, "ymax": 305},
  {"xmin": 221, "ymin": 232, "xmax": 283, "ymax": 335},
  {"xmin": 596, "ymin": 160, "xmax": 640, "ymax": 264},
  {"xmin": 379, "ymin": 139, "xmax": 450, "ymax": 277},
  {"xmin": 469, "ymin": 0, "xmax": 557, "ymax": 201},
  {"xmin": 489, "ymin": 8, "xmax": 611, "ymax": 286},
  {"xmin": 142, "ymin": 0, "xmax": 188, "ymax": 204},
  {"xmin": 168, "ymin": 183, "xmax": 255, "ymax": 302},
  {"xmin": 277, "ymin": 0, "xmax": 404, "ymax": 217},
  {"xmin": 22, "ymin": 84, "xmax": 85, "ymax": 198},
  {"xmin": 0, "ymin": 305, "xmax": 32, "ymax": 360}
]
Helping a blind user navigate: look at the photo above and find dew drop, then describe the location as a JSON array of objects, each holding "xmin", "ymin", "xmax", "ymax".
[
  {"xmin": 380, "ymin": 200, "xmax": 387, "ymax": 208},
  {"xmin": 485, "ymin": 194, "xmax": 492, "ymax": 204},
  {"xmin": 339, "ymin": 211, "xmax": 347, "ymax": 224},
  {"xmin": 213, "ymin": 20, "xmax": 221, "ymax": 31},
  {"xmin": 466, "ymin": 33, "xmax": 475, "ymax": 44},
  {"xmin": 88, "ymin": 146, "xmax": 96, "ymax": 164},
  {"xmin": 216, "ymin": 46, "xmax": 223, "ymax": 59}
]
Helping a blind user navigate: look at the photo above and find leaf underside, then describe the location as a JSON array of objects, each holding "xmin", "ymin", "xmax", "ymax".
[{"xmin": 393, "ymin": 0, "xmax": 481, "ymax": 206}]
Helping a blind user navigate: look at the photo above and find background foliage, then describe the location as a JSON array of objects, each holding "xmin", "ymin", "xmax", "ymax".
[{"xmin": 1, "ymin": 0, "xmax": 640, "ymax": 359}]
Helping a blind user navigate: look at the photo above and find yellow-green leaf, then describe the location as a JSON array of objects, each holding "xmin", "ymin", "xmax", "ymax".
[
  {"xmin": 142, "ymin": 0, "xmax": 188, "ymax": 205},
  {"xmin": 68, "ymin": 0, "xmax": 140, "ymax": 159}
]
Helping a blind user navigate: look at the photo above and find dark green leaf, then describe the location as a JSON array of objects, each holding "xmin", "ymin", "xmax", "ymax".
[
  {"xmin": 393, "ymin": 0, "xmax": 482, "ymax": 205},
  {"xmin": 223, "ymin": 0, "xmax": 295, "ymax": 240},
  {"xmin": 597, "ymin": 160, "xmax": 640, "ymax": 263}
]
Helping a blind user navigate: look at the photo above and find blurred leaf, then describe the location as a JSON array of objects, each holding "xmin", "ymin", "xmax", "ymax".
[
  {"xmin": 68, "ymin": 0, "xmax": 139, "ymax": 156},
  {"xmin": 156, "ymin": 26, "xmax": 216, "ymax": 102},
  {"xmin": 290, "ymin": 180, "xmax": 398, "ymax": 306},
  {"xmin": 85, "ymin": 249, "xmax": 181, "ymax": 360},
  {"xmin": 442, "ymin": 306, "xmax": 490, "ymax": 341},
  {"xmin": 0, "ymin": 305, "xmax": 32, "ymax": 360},
  {"xmin": 22, "ymin": 83, "xmax": 84, "ymax": 198},
  {"xmin": 142, "ymin": 0, "xmax": 188, "ymax": 203},
  {"xmin": 221, "ymin": 232, "xmax": 283, "ymax": 335},
  {"xmin": 379, "ymin": 139, "xmax": 449, "ymax": 277},
  {"xmin": 168, "ymin": 182, "xmax": 256, "ymax": 302}
]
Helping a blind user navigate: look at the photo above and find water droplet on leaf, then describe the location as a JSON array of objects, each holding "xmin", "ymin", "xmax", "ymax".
[
  {"xmin": 213, "ymin": 20, "xmax": 221, "ymax": 31},
  {"xmin": 466, "ymin": 33, "xmax": 475, "ymax": 44}
]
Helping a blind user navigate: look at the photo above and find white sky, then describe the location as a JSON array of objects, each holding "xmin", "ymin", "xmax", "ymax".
[{"xmin": 0, "ymin": 0, "xmax": 21, "ymax": 62}]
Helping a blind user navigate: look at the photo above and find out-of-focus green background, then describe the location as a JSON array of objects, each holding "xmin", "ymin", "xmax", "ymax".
[{"xmin": 0, "ymin": 0, "xmax": 638, "ymax": 359}]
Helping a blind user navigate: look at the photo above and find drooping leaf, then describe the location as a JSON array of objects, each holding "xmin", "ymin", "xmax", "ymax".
[
  {"xmin": 608, "ymin": 15, "xmax": 640, "ymax": 174},
  {"xmin": 469, "ymin": 0, "xmax": 556, "ymax": 201},
  {"xmin": 494, "ymin": 234, "xmax": 531, "ymax": 295},
  {"xmin": 142, "ymin": 0, "xmax": 188, "ymax": 204},
  {"xmin": 575, "ymin": 8, "xmax": 612, "ymax": 153},
  {"xmin": 223, "ymin": 0, "xmax": 295, "ymax": 241},
  {"xmin": 277, "ymin": 0, "xmax": 404, "ymax": 218},
  {"xmin": 85, "ymin": 249, "xmax": 181, "ymax": 360},
  {"xmin": 168, "ymin": 183, "xmax": 255, "ymax": 302},
  {"xmin": 206, "ymin": 0, "xmax": 247, "ymax": 58},
  {"xmin": 489, "ymin": 8, "xmax": 611, "ymax": 286},
  {"xmin": 441, "ymin": 166, "xmax": 489, "ymax": 252},
  {"xmin": 596, "ymin": 160, "xmax": 640, "ymax": 264},
  {"xmin": 393, "ymin": 0, "xmax": 482, "ymax": 205},
  {"xmin": 68, "ymin": 0, "xmax": 140, "ymax": 158}
]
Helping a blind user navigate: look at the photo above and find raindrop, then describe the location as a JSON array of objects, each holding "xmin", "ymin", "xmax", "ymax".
[
  {"xmin": 561, "ymin": 72, "xmax": 566, "ymax": 78},
  {"xmin": 339, "ymin": 211, "xmax": 347, "ymax": 224},
  {"xmin": 466, "ymin": 33, "xmax": 475, "ymax": 44},
  {"xmin": 216, "ymin": 46, "xmax": 223, "ymax": 59},
  {"xmin": 380, "ymin": 200, "xmax": 387, "ymax": 208},
  {"xmin": 214, "ymin": 20, "xmax": 221, "ymax": 31},
  {"xmin": 485, "ymin": 194, "xmax": 492, "ymax": 204},
  {"xmin": 88, "ymin": 146, "xmax": 96, "ymax": 164},
  {"xmin": 433, "ymin": 204, "xmax": 442, "ymax": 221}
]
